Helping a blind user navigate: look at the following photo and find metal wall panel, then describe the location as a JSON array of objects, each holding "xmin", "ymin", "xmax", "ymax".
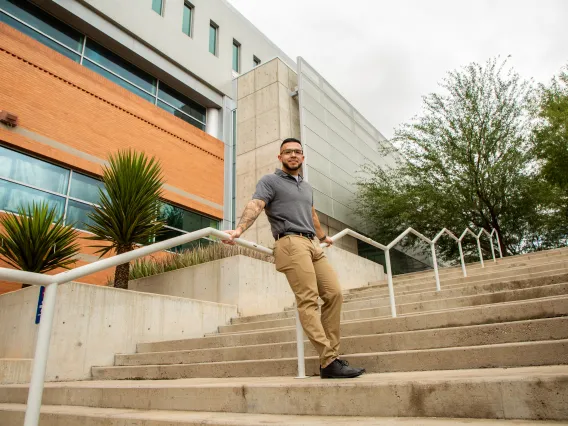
[{"xmin": 297, "ymin": 57, "xmax": 397, "ymax": 229}]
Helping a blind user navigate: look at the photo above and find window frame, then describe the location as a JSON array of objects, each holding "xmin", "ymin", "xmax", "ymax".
[
  {"xmin": 209, "ymin": 20, "xmax": 219, "ymax": 56},
  {"xmin": 182, "ymin": 1, "xmax": 194, "ymax": 37},
  {"xmin": 152, "ymin": 0, "xmax": 165, "ymax": 16},
  {"xmin": 253, "ymin": 55, "xmax": 261, "ymax": 68},
  {"xmin": 232, "ymin": 39, "xmax": 241, "ymax": 73}
]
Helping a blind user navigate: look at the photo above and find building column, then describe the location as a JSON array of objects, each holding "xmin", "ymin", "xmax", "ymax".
[{"xmin": 205, "ymin": 107, "xmax": 220, "ymax": 139}]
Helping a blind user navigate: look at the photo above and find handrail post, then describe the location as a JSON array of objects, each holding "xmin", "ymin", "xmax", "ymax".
[
  {"xmin": 476, "ymin": 237, "xmax": 485, "ymax": 268},
  {"xmin": 293, "ymin": 304, "xmax": 307, "ymax": 379},
  {"xmin": 495, "ymin": 231, "xmax": 504, "ymax": 258},
  {"xmin": 384, "ymin": 249, "xmax": 397, "ymax": 318},
  {"xmin": 458, "ymin": 241, "xmax": 467, "ymax": 277},
  {"xmin": 489, "ymin": 237, "xmax": 496, "ymax": 262},
  {"xmin": 24, "ymin": 281, "xmax": 60, "ymax": 426},
  {"xmin": 430, "ymin": 243, "xmax": 441, "ymax": 292}
]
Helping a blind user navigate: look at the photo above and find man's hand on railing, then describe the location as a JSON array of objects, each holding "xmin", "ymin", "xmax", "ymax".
[
  {"xmin": 222, "ymin": 228, "xmax": 243, "ymax": 245},
  {"xmin": 320, "ymin": 235, "xmax": 334, "ymax": 246}
]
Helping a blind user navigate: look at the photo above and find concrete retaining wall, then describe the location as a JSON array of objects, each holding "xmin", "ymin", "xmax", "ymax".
[
  {"xmin": 0, "ymin": 359, "xmax": 31, "ymax": 384},
  {"xmin": 0, "ymin": 283, "xmax": 237, "ymax": 381},
  {"xmin": 129, "ymin": 248, "xmax": 384, "ymax": 317}
]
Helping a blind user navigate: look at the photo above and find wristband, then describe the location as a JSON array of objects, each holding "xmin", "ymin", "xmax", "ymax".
[{"xmin": 318, "ymin": 234, "xmax": 327, "ymax": 242}]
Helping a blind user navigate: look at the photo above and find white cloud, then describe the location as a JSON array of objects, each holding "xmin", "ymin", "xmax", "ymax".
[{"xmin": 227, "ymin": 0, "xmax": 568, "ymax": 138}]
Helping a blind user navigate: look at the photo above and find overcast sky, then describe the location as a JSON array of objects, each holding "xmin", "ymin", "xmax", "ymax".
[{"xmin": 227, "ymin": 0, "xmax": 567, "ymax": 139}]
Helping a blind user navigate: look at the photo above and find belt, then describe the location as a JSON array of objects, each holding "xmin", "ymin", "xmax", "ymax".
[{"xmin": 276, "ymin": 232, "xmax": 315, "ymax": 240}]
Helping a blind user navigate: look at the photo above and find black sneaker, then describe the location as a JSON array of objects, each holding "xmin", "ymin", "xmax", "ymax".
[{"xmin": 320, "ymin": 359, "xmax": 365, "ymax": 379}]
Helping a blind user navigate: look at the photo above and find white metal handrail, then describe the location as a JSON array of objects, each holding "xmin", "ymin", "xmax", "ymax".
[
  {"xmin": 0, "ymin": 225, "xmax": 503, "ymax": 425},
  {"xmin": 0, "ymin": 228, "xmax": 271, "ymax": 426}
]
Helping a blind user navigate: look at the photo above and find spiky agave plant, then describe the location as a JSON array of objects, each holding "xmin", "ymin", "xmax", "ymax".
[
  {"xmin": 0, "ymin": 202, "xmax": 80, "ymax": 287},
  {"xmin": 86, "ymin": 149, "xmax": 165, "ymax": 289}
]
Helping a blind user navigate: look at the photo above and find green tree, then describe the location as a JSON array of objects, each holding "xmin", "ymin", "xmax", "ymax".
[
  {"xmin": 355, "ymin": 58, "xmax": 558, "ymax": 262},
  {"xmin": 533, "ymin": 64, "xmax": 568, "ymax": 230},
  {"xmin": 0, "ymin": 202, "xmax": 80, "ymax": 287},
  {"xmin": 87, "ymin": 150, "xmax": 165, "ymax": 289}
]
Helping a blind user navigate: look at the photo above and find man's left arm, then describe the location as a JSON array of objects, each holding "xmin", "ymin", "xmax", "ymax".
[{"xmin": 312, "ymin": 206, "xmax": 334, "ymax": 246}]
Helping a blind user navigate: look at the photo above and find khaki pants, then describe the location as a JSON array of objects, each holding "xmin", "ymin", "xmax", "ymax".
[{"xmin": 274, "ymin": 235, "xmax": 342, "ymax": 368}]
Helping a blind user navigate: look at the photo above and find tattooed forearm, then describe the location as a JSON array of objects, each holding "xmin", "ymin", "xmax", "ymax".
[
  {"xmin": 311, "ymin": 207, "xmax": 326, "ymax": 240},
  {"xmin": 236, "ymin": 199, "xmax": 266, "ymax": 233}
]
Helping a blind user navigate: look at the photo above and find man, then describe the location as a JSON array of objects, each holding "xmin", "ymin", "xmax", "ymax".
[{"xmin": 225, "ymin": 137, "xmax": 365, "ymax": 379}]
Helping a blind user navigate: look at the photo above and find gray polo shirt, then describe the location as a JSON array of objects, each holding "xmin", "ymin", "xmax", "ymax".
[{"xmin": 252, "ymin": 169, "xmax": 316, "ymax": 239}]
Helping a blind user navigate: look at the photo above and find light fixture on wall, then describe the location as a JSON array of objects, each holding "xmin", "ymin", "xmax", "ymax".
[{"xmin": 0, "ymin": 110, "xmax": 18, "ymax": 127}]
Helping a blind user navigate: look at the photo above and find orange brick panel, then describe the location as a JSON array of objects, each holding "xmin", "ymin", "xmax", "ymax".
[{"xmin": 0, "ymin": 23, "xmax": 224, "ymax": 218}]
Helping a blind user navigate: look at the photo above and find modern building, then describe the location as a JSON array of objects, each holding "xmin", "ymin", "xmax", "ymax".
[{"xmin": 0, "ymin": 0, "xmax": 428, "ymax": 294}]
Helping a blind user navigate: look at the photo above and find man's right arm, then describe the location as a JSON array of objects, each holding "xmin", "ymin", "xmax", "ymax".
[{"xmin": 223, "ymin": 199, "xmax": 266, "ymax": 243}]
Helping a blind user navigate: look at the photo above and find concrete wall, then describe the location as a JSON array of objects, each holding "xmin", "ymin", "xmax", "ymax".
[
  {"xmin": 235, "ymin": 58, "xmax": 360, "ymax": 254},
  {"xmin": 130, "ymin": 255, "xmax": 293, "ymax": 317},
  {"xmin": 0, "ymin": 359, "xmax": 31, "ymax": 385},
  {"xmin": 0, "ymin": 283, "xmax": 237, "ymax": 381},
  {"xmin": 235, "ymin": 58, "xmax": 300, "ymax": 248},
  {"xmin": 325, "ymin": 245, "xmax": 384, "ymax": 289},
  {"xmin": 129, "ymin": 248, "xmax": 385, "ymax": 317}
]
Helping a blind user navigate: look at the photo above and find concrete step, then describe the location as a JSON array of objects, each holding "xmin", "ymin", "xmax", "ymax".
[
  {"xmin": 344, "ymin": 265, "xmax": 568, "ymax": 302},
  {"xmin": 353, "ymin": 249, "xmax": 568, "ymax": 290},
  {"xmin": 341, "ymin": 272, "xmax": 568, "ymax": 312},
  {"xmin": 218, "ymin": 282, "xmax": 568, "ymax": 333},
  {"xmin": 92, "ymin": 339, "xmax": 568, "ymax": 380},
  {"xmin": 388, "ymin": 258, "xmax": 543, "ymax": 285},
  {"xmin": 390, "ymin": 252, "xmax": 568, "ymax": 284},
  {"xmin": 350, "ymin": 247, "xmax": 568, "ymax": 288},
  {"xmin": 231, "ymin": 271, "xmax": 568, "ymax": 325},
  {"xmin": 0, "ymin": 404, "xmax": 560, "ymax": 425},
  {"xmin": 369, "ymin": 258, "xmax": 568, "ymax": 292},
  {"xmin": 136, "ymin": 295, "xmax": 568, "ymax": 353},
  {"xmin": 345, "ymin": 269, "xmax": 568, "ymax": 304},
  {"xmin": 3, "ymin": 367, "xmax": 566, "ymax": 420},
  {"xmin": 115, "ymin": 317, "xmax": 568, "ymax": 366}
]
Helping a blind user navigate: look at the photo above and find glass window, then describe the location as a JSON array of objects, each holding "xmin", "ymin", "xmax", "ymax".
[
  {"xmin": 0, "ymin": 12, "xmax": 81, "ymax": 62},
  {"xmin": 83, "ymin": 60, "xmax": 156, "ymax": 103},
  {"xmin": 0, "ymin": 0, "xmax": 84, "ymax": 53},
  {"xmin": 182, "ymin": 2, "xmax": 193, "ymax": 36},
  {"xmin": 157, "ymin": 83, "xmax": 206, "ymax": 123},
  {"xmin": 84, "ymin": 39, "xmax": 157, "ymax": 95},
  {"xmin": 157, "ymin": 101, "xmax": 205, "ymax": 130},
  {"xmin": 69, "ymin": 172, "xmax": 105, "ymax": 205},
  {"xmin": 0, "ymin": 180, "xmax": 65, "ymax": 219},
  {"xmin": 66, "ymin": 200, "xmax": 96, "ymax": 230},
  {"xmin": 159, "ymin": 203, "xmax": 199, "ymax": 232},
  {"xmin": 209, "ymin": 22, "xmax": 217, "ymax": 55},
  {"xmin": 232, "ymin": 40, "xmax": 240, "ymax": 73},
  {"xmin": 155, "ymin": 228, "xmax": 211, "ymax": 253},
  {"xmin": 253, "ymin": 56, "xmax": 261, "ymax": 68},
  {"xmin": 151, "ymin": 0, "xmax": 163, "ymax": 15},
  {"xmin": 159, "ymin": 202, "xmax": 219, "ymax": 231},
  {"xmin": 0, "ymin": 146, "xmax": 69, "ymax": 194}
]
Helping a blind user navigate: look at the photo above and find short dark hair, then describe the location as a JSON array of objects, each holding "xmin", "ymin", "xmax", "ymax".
[{"xmin": 280, "ymin": 138, "xmax": 302, "ymax": 150}]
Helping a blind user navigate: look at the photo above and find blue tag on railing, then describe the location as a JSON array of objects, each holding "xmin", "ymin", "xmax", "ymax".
[{"xmin": 35, "ymin": 286, "xmax": 45, "ymax": 325}]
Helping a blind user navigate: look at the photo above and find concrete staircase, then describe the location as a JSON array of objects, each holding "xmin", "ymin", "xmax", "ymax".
[{"xmin": 1, "ymin": 248, "xmax": 568, "ymax": 424}]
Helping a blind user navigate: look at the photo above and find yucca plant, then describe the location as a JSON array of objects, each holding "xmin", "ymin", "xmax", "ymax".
[
  {"xmin": 87, "ymin": 150, "xmax": 165, "ymax": 289},
  {"xmin": 0, "ymin": 202, "xmax": 80, "ymax": 288}
]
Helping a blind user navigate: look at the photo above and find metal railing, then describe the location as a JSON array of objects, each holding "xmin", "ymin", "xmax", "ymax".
[
  {"xmin": 0, "ymin": 225, "xmax": 503, "ymax": 425},
  {"xmin": 329, "ymin": 226, "xmax": 503, "ymax": 317}
]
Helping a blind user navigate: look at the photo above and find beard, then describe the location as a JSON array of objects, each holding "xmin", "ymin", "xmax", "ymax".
[{"xmin": 283, "ymin": 161, "xmax": 302, "ymax": 172}]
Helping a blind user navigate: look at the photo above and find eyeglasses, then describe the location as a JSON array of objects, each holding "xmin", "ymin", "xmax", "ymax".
[{"xmin": 280, "ymin": 149, "xmax": 304, "ymax": 156}]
